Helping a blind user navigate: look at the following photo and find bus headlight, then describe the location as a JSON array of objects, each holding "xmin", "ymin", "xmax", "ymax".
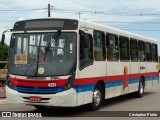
[{"xmin": 63, "ymin": 73, "xmax": 75, "ymax": 91}]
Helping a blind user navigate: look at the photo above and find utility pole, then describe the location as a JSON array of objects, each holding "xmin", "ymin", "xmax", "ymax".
[
  {"xmin": 78, "ymin": 12, "xmax": 80, "ymax": 19},
  {"xmin": 77, "ymin": 12, "xmax": 82, "ymax": 19},
  {"xmin": 48, "ymin": 3, "xmax": 51, "ymax": 17}
]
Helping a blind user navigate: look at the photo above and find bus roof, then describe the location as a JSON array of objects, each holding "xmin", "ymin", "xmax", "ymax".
[
  {"xmin": 15, "ymin": 18, "xmax": 157, "ymax": 43},
  {"xmin": 78, "ymin": 19, "xmax": 157, "ymax": 43}
]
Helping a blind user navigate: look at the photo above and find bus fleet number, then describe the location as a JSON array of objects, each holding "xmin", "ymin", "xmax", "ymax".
[{"xmin": 48, "ymin": 83, "xmax": 56, "ymax": 87}]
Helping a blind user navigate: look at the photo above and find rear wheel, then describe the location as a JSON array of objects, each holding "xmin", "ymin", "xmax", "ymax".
[
  {"xmin": 89, "ymin": 84, "xmax": 104, "ymax": 110},
  {"xmin": 135, "ymin": 78, "xmax": 144, "ymax": 97}
]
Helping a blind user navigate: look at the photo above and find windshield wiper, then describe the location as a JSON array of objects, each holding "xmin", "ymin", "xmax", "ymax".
[
  {"xmin": 23, "ymin": 61, "xmax": 36, "ymax": 76},
  {"xmin": 23, "ymin": 34, "xmax": 43, "ymax": 76},
  {"xmin": 44, "ymin": 30, "xmax": 61, "ymax": 61}
]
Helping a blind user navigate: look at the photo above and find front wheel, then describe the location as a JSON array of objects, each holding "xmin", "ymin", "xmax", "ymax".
[{"xmin": 89, "ymin": 84, "xmax": 104, "ymax": 110}]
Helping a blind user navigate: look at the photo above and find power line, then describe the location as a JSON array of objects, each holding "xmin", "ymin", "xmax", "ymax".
[
  {"xmin": 0, "ymin": 8, "xmax": 46, "ymax": 11},
  {"xmin": 52, "ymin": 8, "xmax": 160, "ymax": 16},
  {"xmin": 119, "ymin": 29, "xmax": 160, "ymax": 31},
  {"xmin": 91, "ymin": 21, "xmax": 160, "ymax": 24},
  {"xmin": 1, "ymin": 7, "xmax": 160, "ymax": 18}
]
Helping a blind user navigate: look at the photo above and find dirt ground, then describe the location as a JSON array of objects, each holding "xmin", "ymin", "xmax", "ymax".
[{"xmin": 0, "ymin": 87, "xmax": 6, "ymax": 98}]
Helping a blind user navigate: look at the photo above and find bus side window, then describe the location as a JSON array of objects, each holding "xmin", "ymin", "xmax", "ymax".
[
  {"xmin": 119, "ymin": 36, "xmax": 130, "ymax": 61},
  {"xmin": 152, "ymin": 44, "xmax": 158, "ymax": 62},
  {"xmin": 138, "ymin": 41, "xmax": 146, "ymax": 62},
  {"xmin": 146, "ymin": 42, "xmax": 152, "ymax": 62},
  {"xmin": 93, "ymin": 31, "xmax": 106, "ymax": 61},
  {"xmin": 130, "ymin": 39, "xmax": 138, "ymax": 61},
  {"xmin": 106, "ymin": 34, "xmax": 119, "ymax": 61},
  {"xmin": 80, "ymin": 31, "xmax": 93, "ymax": 69}
]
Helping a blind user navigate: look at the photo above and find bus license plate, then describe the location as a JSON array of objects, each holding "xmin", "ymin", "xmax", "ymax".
[{"xmin": 29, "ymin": 96, "xmax": 41, "ymax": 102}]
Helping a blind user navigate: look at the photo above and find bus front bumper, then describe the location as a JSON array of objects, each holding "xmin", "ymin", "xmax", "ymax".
[{"xmin": 6, "ymin": 86, "xmax": 77, "ymax": 107}]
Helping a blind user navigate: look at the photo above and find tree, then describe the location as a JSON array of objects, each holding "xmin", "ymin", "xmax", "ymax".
[{"xmin": 0, "ymin": 43, "xmax": 9, "ymax": 61}]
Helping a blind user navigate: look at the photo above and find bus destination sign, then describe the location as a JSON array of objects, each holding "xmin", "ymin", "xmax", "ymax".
[
  {"xmin": 13, "ymin": 19, "xmax": 78, "ymax": 31},
  {"xmin": 25, "ymin": 21, "xmax": 64, "ymax": 29}
]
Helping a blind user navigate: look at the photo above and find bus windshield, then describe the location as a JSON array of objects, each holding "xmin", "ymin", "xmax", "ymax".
[{"xmin": 8, "ymin": 32, "xmax": 77, "ymax": 77}]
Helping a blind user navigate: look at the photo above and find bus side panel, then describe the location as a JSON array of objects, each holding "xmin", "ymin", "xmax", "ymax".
[
  {"xmin": 105, "ymin": 88, "xmax": 113, "ymax": 99},
  {"xmin": 129, "ymin": 62, "xmax": 139, "ymax": 93},
  {"xmin": 106, "ymin": 62, "xmax": 130, "ymax": 98},
  {"xmin": 118, "ymin": 62, "xmax": 130, "ymax": 95},
  {"xmin": 77, "ymin": 61, "xmax": 106, "ymax": 105},
  {"xmin": 76, "ymin": 91, "xmax": 83, "ymax": 106},
  {"xmin": 139, "ymin": 61, "xmax": 147, "ymax": 81},
  {"xmin": 150, "ymin": 63, "xmax": 159, "ymax": 86},
  {"xmin": 106, "ymin": 61, "xmax": 119, "ymax": 99},
  {"xmin": 146, "ymin": 62, "xmax": 154, "ymax": 88}
]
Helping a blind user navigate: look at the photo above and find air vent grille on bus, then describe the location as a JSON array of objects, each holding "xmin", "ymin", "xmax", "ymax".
[{"xmin": 16, "ymin": 86, "xmax": 59, "ymax": 94}]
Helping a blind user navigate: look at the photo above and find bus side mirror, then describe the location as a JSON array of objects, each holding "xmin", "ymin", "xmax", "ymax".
[
  {"xmin": 1, "ymin": 34, "xmax": 5, "ymax": 45},
  {"xmin": 1, "ymin": 29, "xmax": 12, "ymax": 45}
]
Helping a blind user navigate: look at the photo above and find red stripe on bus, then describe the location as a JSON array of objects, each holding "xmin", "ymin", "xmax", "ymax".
[
  {"xmin": 10, "ymin": 72, "xmax": 158, "ymax": 87},
  {"xmin": 74, "ymin": 72, "xmax": 159, "ymax": 85},
  {"xmin": 10, "ymin": 78, "xmax": 66, "ymax": 87}
]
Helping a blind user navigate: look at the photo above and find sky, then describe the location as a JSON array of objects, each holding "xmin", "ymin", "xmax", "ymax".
[{"xmin": 1, "ymin": 0, "xmax": 160, "ymax": 53}]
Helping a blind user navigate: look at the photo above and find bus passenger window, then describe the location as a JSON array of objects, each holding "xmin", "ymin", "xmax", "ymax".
[
  {"xmin": 119, "ymin": 36, "xmax": 130, "ymax": 61},
  {"xmin": 106, "ymin": 34, "xmax": 119, "ymax": 61},
  {"xmin": 130, "ymin": 39, "xmax": 138, "ymax": 61},
  {"xmin": 152, "ymin": 44, "xmax": 158, "ymax": 62},
  {"xmin": 93, "ymin": 31, "xmax": 106, "ymax": 61},
  {"xmin": 138, "ymin": 41, "xmax": 146, "ymax": 62},
  {"xmin": 80, "ymin": 31, "xmax": 93, "ymax": 69},
  {"xmin": 146, "ymin": 42, "xmax": 152, "ymax": 62}
]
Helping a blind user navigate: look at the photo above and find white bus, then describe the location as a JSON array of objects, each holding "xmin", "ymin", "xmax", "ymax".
[{"xmin": 1, "ymin": 18, "xmax": 159, "ymax": 110}]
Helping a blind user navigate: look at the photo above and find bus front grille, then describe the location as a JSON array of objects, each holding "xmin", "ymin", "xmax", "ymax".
[{"xmin": 16, "ymin": 86, "xmax": 59, "ymax": 94}]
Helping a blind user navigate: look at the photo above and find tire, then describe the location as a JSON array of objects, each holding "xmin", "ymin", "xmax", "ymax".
[
  {"xmin": 89, "ymin": 84, "xmax": 104, "ymax": 111},
  {"xmin": 135, "ymin": 78, "xmax": 144, "ymax": 97}
]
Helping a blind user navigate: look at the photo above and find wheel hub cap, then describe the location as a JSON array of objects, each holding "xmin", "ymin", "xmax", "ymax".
[
  {"xmin": 93, "ymin": 89, "xmax": 101, "ymax": 106},
  {"xmin": 140, "ymin": 82, "xmax": 144, "ymax": 94}
]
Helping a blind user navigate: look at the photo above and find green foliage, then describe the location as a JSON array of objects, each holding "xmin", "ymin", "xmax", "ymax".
[{"xmin": 0, "ymin": 43, "xmax": 9, "ymax": 61}]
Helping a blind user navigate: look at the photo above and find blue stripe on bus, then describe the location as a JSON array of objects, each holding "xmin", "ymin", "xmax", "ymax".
[
  {"xmin": 145, "ymin": 76, "xmax": 159, "ymax": 81},
  {"xmin": 73, "ymin": 75, "xmax": 159, "ymax": 93},
  {"xmin": 128, "ymin": 78, "xmax": 139, "ymax": 84},
  {"xmin": 73, "ymin": 84, "xmax": 95, "ymax": 93},
  {"xmin": 105, "ymin": 80, "xmax": 123, "ymax": 88}
]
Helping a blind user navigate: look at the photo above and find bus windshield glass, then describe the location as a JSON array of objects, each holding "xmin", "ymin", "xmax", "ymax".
[{"xmin": 8, "ymin": 32, "xmax": 77, "ymax": 76}]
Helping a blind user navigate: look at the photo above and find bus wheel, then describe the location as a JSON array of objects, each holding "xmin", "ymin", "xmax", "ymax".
[
  {"xmin": 90, "ymin": 84, "xmax": 103, "ymax": 110},
  {"xmin": 135, "ymin": 78, "xmax": 144, "ymax": 97}
]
